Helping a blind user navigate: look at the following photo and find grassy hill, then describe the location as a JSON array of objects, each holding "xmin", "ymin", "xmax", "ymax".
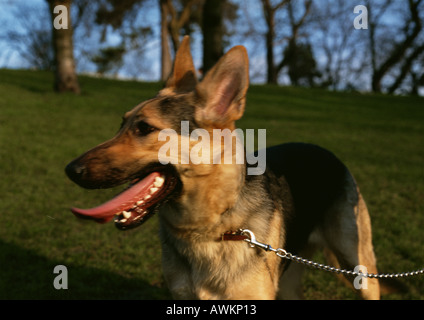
[{"xmin": 0, "ymin": 69, "xmax": 423, "ymax": 299}]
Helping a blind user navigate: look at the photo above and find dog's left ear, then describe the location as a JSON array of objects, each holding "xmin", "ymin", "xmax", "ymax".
[
  {"xmin": 166, "ymin": 36, "xmax": 198, "ymax": 93},
  {"xmin": 195, "ymin": 45, "xmax": 249, "ymax": 128}
]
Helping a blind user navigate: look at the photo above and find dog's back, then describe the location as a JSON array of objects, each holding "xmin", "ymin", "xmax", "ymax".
[{"xmin": 266, "ymin": 143, "xmax": 349, "ymax": 254}]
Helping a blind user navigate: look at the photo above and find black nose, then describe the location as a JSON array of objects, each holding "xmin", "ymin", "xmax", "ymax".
[{"xmin": 65, "ymin": 160, "xmax": 86, "ymax": 183}]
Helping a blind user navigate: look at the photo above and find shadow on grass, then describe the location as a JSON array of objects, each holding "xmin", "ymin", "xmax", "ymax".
[{"xmin": 0, "ymin": 240, "xmax": 171, "ymax": 300}]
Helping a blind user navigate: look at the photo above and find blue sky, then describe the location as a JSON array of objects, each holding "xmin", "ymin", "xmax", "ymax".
[{"xmin": 0, "ymin": 0, "xmax": 48, "ymax": 68}]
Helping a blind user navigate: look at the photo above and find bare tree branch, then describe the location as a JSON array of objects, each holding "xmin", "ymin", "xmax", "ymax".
[{"xmin": 372, "ymin": 0, "xmax": 423, "ymax": 92}]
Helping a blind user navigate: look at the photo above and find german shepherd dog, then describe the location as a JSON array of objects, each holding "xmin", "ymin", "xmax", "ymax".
[{"xmin": 65, "ymin": 36, "xmax": 380, "ymax": 299}]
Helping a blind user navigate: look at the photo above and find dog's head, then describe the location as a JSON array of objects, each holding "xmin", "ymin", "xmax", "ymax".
[{"xmin": 65, "ymin": 36, "xmax": 249, "ymax": 230}]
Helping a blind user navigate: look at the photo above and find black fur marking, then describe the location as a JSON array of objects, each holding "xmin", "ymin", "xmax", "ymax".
[
  {"xmin": 265, "ymin": 143, "xmax": 350, "ymax": 254},
  {"xmin": 158, "ymin": 96, "xmax": 199, "ymax": 132}
]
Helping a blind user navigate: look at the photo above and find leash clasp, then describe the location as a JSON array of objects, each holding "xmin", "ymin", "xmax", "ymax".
[{"xmin": 240, "ymin": 229, "xmax": 274, "ymax": 252}]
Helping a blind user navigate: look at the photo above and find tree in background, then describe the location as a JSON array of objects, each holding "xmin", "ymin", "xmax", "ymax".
[
  {"xmin": 202, "ymin": 0, "xmax": 225, "ymax": 74},
  {"xmin": 91, "ymin": 46, "xmax": 126, "ymax": 76},
  {"xmin": 160, "ymin": 0, "xmax": 173, "ymax": 80},
  {"xmin": 261, "ymin": 0, "xmax": 313, "ymax": 85},
  {"xmin": 47, "ymin": 0, "xmax": 80, "ymax": 94},
  {"xmin": 409, "ymin": 54, "xmax": 424, "ymax": 95},
  {"xmin": 282, "ymin": 0, "xmax": 314, "ymax": 86},
  {"xmin": 282, "ymin": 41, "xmax": 319, "ymax": 87},
  {"xmin": 309, "ymin": 0, "xmax": 367, "ymax": 90},
  {"xmin": 95, "ymin": 0, "xmax": 153, "ymax": 79},
  {"xmin": 261, "ymin": 0, "xmax": 289, "ymax": 84},
  {"xmin": 4, "ymin": 3, "xmax": 54, "ymax": 71},
  {"xmin": 166, "ymin": 0, "xmax": 202, "ymax": 52},
  {"xmin": 367, "ymin": 0, "xmax": 424, "ymax": 94},
  {"xmin": 201, "ymin": 0, "xmax": 238, "ymax": 75},
  {"xmin": 160, "ymin": 0, "xmax": 202, "ymax": 80},
  {"xmin": 93, "ymin": 0, "xmax": 201, "ymax": 81}
]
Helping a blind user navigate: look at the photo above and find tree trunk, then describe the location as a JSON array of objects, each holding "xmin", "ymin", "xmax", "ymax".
[
  {"xmin": 261, "ymin": 0, "xmax": 290, "ymax": 84},
  {"xmin": 265, "ymin": 20, "xmax": 277, "ymax": 84},
  {"xmin": 202, "ymin": 0, "xmax": 225, "ymax": 74},
  {"xmin": 262, "ymin": 0, "xmax": 277, "ymax": 84},
  {"xmin": 367, "ymin": 2, "xmax": 378, "ymax": 90},
  {"xmin": 160, "ymin": 0, "xmax": 172, "ymax": 81},
  {"xmin": 47, "ymin": 0, "xmax": 80, "ymax": 94}
]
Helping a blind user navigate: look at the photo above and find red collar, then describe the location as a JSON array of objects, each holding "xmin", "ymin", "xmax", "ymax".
[{"xmin": 220, "ymin": 230, "xmax": 249, "ymax": 241}]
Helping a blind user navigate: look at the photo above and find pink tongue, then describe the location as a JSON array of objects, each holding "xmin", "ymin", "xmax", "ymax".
[{"xmin": 71, "ymin": 172, "xmax": 160, "ymax": 223}]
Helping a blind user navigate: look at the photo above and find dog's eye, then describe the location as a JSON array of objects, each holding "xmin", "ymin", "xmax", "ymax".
[{"xmin": 135, "ymin": 121, "xmax": 156, "ymax": 136}]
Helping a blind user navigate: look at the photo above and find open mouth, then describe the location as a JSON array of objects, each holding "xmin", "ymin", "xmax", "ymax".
[{"xmin": 70, "ymin": 168, "xmax": 179, "ymax": 230}]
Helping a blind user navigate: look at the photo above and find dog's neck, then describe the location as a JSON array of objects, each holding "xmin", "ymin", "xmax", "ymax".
[
  {"xmin": 158, "ymin": 160, "xmax": 277, "ymax": 245},
  {"xmin": 158, "ymin": 162, "xmax": 248, "ymax": 239}
]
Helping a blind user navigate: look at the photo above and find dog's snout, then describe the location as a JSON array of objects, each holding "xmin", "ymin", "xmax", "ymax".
[
  {"xmin": 65, "ymin": 155, "xmax": 118, "ymax": 189},
  {"xmin": 65, "ymin": 160, "xmax": 87, "ymax": 182}
]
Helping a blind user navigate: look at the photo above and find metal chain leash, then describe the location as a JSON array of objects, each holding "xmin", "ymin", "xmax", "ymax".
[{"xmin": 240, "ymin": 229, "xmax": 424, "ymax": 279}]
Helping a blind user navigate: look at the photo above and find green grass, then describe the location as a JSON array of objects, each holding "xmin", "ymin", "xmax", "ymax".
[{"xmin": 0, "ymin": 69, "xmax": 423, "ymax": 299}]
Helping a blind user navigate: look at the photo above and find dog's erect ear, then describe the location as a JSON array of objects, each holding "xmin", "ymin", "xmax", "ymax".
[
  {"xmin": 166, "ymin": 36, "xmax": 198, "ymax": 92},
  {"xmin": 195, "ymin": 45, "xmax": 249, "ymax": 127}
]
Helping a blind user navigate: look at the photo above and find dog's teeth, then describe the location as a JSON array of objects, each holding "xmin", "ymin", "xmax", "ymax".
[
  {"xmin": 144, "ymin": 194, "xmax": 151, "ymax": 200},
  {"xmin": 150, "ymin": 187, "xmax": 159, "ymax": 194},
  {"xmin": 120, "ymin": 218, "xmax": 127, "ymax": 223},
  {"xmin": 122, "ymin": 211, "xmax": 131, "ymax": 219},
  {"xmin": 137, "ymin": 200, "xmax": 144, "ymax": 205},
  {"xmin": 154, "ymin": 177, "xmax": 165, "ymax": 188}
]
